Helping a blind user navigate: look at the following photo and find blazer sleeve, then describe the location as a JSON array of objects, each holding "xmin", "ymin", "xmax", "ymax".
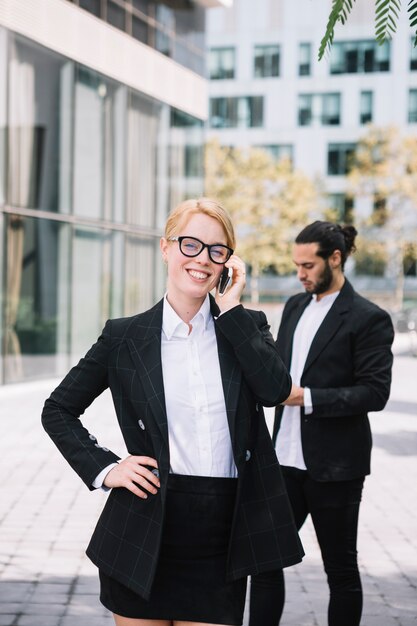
[
  {"xmin": 309, "ymin": 307, "xmax": 394, "ymax": 418},
  {"xmin": 41, "ymin": 320, "xmax": 121, "ymax": 489},
  {"xmin": 215, "ymin": 304, "xmax": 291, "ymax": 406}
]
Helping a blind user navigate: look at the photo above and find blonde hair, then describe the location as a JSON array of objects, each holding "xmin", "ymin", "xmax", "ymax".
[{"xmin": 164, "ymin": 197, "xmax": 236, "ymax": 249}]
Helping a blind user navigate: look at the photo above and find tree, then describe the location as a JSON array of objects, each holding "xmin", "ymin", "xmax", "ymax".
[
  {"xmin": 205, "ymin": 139, "xmax": 321, "ymax": 302},
  {"xmin": 347, "ymin": 125, "xmax": 417, "ymax": 308},
  {"xmin": 319, "ymin": 0, "xmax": 417, "ymax": 60}
]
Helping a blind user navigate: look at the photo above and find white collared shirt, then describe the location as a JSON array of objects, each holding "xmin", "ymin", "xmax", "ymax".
[
  {"xmin": 275, "ymin": 291, "xmax": 339, "ymax": 469},
  {"xmin": 161, "ymin": 294, "xmax": 237, "ymax": 477}
]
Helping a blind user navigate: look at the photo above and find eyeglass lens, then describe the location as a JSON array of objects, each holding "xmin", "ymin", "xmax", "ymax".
[{"xmin": 179, "ymin": 237, "xmax": 231, "ymax": 263}]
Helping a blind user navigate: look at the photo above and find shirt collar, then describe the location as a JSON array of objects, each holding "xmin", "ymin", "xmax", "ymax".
[
  {"xmin": 162, "ymin": 294, "xmax": 212, "ymax": 340},
  {"xmin": 312, "ymin": 291, "xmax": 340, "ymax": 305}
]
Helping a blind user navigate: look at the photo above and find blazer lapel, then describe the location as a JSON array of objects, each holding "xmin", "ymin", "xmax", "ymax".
[
  {"xmin": 302, "ymin": 280, "xmax": 353, "ymax": 377},
  {"xmin": 126, "ymin": 300, "xmax": 169, "ymax": 449},
  {"xmin": 211, "ymin": 296, "xmax": 242, "ymax": 452}
]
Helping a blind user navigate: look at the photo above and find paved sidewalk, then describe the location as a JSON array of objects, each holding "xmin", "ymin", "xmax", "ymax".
[{"xmin": 0, "ymin": 332, "xmax": 416, "ymax": 626}]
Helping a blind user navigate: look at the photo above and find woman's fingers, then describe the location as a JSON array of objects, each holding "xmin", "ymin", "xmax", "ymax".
[{"xmin": 103, "ymin": 455, "xmax": 160, "ymax": 498}]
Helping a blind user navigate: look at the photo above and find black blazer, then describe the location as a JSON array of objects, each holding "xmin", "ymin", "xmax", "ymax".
[
  {"xmin": 273, "ymin": 279, "xmax": 394, "ymax": 482},
  {"xmin": 42, "ymin": 296, "xmax": 303, "ymax": 599}
]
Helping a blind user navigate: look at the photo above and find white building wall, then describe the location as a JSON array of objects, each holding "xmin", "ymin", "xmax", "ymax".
[{"xmin": 207, "ymin": 0, "xmax": 417, "ymax": 190}]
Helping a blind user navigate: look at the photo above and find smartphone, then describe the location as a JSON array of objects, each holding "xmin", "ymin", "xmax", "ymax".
[{"xmin": 218, "ymin": 267, "xmax": 233, "ymax": 296}]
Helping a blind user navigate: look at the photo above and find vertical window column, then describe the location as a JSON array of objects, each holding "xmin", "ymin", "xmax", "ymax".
[
  {"xmin": 254, "ymin": 45, "xmax": 280, "ymax": 78},
  {"xmin": 360, "ymin": 91, "xmax": 373, "ymax": 124},
  {"xmin": 298, "ymin": 42, "xmax": 311, "ymax": 76},
  {"xmin": 209, "ymin": 47, "xmax": 235, "ymax": 80},
  {"xmin": 408, "ymin": 89, "xmax": 417, "ymax": 122}
]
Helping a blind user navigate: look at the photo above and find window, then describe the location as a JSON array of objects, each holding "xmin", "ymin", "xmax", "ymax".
[
  {"xmin": 210, "ymin": 97, "xmax": 264, "ymax": 128},
  {"xmin": 327, "ymin": 143, "xmax": 356, "ymax": 175},
  {"xmin": 298, "ymin": 43, "xmax": 311, "ymax": 76},
  {"xmin": 360, "ymin": 91, "xmax": 373, "ymax": 124},
  {"xmin": 209, "ymin": 47, "xmax": 235, "ymax": 80},
  {"xmin": 257, "ymin": 144, "xmax": 293, "ymax": 163},
  {"xmin": 330, "ymin": 40, "xmax": 390, "ymax": 74},
  {"xmin": 106, "ymin": 0, "xmax": 125, "ymax": 31},
  {"xmin": 298, "ymin": 93, "xmax": 341, "ymax": 126},
  {"xmin": 408, "ymin": 89, "xmax": 417, "ymax": 122},
  {"xmin": 79, "ymin": 0, "xmax": 101, "ymax": 17},
  {"xmin": 327, "ymin": 193, "xmax": 354, "ymax": 222},
  {"xmin": 254, "ymin": 45, "xmax": 280, "ymax": 78},
  {"xmin": 410, "ymin": 38, "xmax": 417, "ymax": 70}
]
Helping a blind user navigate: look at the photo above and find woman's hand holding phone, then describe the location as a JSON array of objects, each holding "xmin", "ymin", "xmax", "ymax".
[{"xmin": 215, "ymin": 254, "xmax": 246, "ymax": 312}]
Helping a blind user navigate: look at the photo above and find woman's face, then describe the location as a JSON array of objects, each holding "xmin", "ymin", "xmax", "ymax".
[{"xmin": 161, "ymin": 213, "xmax": 227, "ymax": 306}]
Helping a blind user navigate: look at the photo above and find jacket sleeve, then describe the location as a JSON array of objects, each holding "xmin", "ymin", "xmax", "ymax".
[
  {"xmin": 215, "ymin": 304, "xmax": 291, "ymax": 406},
  {"xmin": 309, "ymin": 308, "xmax": 394, "ymax": 418},
  {"xmin": 41, "ymin": 320, "xmax": 121, "ymax": 489}
]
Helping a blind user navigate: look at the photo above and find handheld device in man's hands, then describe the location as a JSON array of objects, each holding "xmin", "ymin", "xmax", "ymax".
[{"xmin": 218, "ymin": 267, "xmax": 233, "ymax": 296}]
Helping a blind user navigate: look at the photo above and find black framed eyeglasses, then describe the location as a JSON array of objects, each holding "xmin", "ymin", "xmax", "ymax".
[{"xmin": 169, "ymin": 236, "xmax": 234, "ymax": 264}]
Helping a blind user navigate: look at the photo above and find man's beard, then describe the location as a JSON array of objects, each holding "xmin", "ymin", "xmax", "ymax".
[{"xmin": 307, "ymin": 260, "xmax": 333, "ymax": 295}]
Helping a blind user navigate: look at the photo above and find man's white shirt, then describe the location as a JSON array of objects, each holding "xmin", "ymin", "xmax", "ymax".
[{"xmin": 275, "ymin": 291, "xmax": 340, "ymax": 469}]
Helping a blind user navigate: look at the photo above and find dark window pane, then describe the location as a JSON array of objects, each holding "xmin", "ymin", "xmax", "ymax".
[
  {"xmin": 132, "ymin": 0, "xmax": 150, "ymax": 13},
  {"xmin": 79, "ymin": 0, "xmax": 101, "ymax": 17},
  {"xmin": 346, "ymin": 50, "xmax": 358, "ymax": 72},
  {"xmin": 363, "ymin": 48, "xmax": 375, "ymax": 72},
  {"xmin": 107, "ymin": 1, "xmax": 125, "ymax": 31},
  {"xmin": 132, "ymin": 15, "xmax": 149, "ymax": 43}
]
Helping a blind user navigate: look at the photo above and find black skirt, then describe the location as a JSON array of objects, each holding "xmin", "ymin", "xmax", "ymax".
[{"xmin": 99, "ymin": 474, "xmax": 247, "ymax": 624}]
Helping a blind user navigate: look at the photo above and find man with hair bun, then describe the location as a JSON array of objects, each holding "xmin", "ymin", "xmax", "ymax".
[{"xmin": 249, "ymin": 220, "xmax": 394, "ymax": 626}]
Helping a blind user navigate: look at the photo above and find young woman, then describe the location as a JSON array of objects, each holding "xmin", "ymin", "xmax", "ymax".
[{"xmin": 42, "ymin": 197, "xmax": 303, "ymax": 626}]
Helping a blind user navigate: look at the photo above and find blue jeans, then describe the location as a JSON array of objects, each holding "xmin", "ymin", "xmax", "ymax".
[{"xmin": 249, "ymin": 467, "xmax": 365, "ymax": 626}]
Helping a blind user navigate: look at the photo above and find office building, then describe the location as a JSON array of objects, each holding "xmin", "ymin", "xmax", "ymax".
[{"xmin": 0, "ymin": 0, "xmax": 225, "ymax": 384}]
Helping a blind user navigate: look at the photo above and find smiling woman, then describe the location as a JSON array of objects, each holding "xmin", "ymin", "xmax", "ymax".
[{"xmin": 42, "ymin": 196, "xmax": 303, "ymax": 626}]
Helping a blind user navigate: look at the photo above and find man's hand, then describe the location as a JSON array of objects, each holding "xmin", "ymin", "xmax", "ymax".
[
  {"xmin": 103, "ymin": 455, "xmax": 160, "ymax": 499},
  {"xmin": 281, "ymin": 384, "xmax": 305, "ymax": 406}
]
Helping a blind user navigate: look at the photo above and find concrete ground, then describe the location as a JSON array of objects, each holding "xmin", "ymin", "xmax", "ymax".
[{"xmin": 0, "ymin": 331, "xmax": 416, "ymax": 626}]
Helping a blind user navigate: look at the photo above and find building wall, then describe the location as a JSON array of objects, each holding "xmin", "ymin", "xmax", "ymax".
[{"xmin": 0, "ymin": 0, "xmax": 206, "ymax": 384}]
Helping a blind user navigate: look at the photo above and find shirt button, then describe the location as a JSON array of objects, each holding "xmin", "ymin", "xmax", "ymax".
[
  {"xmin": 245, "ymin": 450, "xmax": 251, "ymax": 462},
  {"xmin": 255, "ymin": 403, "xmax": 259, "ymax": 412},
  {"xmin": 138, "ymin": 419, "xmax": 145, "ymax": 430},
  {"xmin": 102, "ymin": 447, "xmax": 110, "ymax": 452},
  {"xmin": 89, "ymin": 434, "xmax": 97, "ymax": 441}
]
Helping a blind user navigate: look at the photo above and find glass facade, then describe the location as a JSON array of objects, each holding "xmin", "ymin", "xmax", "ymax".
[
  {"xmin": 0, "ymin": 26, "xmax": 204, "ymax": 384},
  {"xmin": 68, "ymin": 0, "xmax": 206, "ymax": 75}
]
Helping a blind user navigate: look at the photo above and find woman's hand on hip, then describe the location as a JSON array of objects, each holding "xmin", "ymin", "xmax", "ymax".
[{"xmin": 103, "ymin": 455, "xmax": 160, "ymax": 498}]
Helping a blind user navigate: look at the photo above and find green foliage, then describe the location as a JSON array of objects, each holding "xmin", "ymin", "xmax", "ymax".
[
  {"xmin": 319, "ymin": 0, "xmax": 357, "ymax": 60},
  {"xmin": 409, "ymin": 0, "xmax": 417, "ymax": 46},
  {"xmin": 375, "ymin": 0, "xmax": 401, "ymax": 45},
  {"xmin": 319, "ymin": 0, "xmax": 417, "ymax": 60}
]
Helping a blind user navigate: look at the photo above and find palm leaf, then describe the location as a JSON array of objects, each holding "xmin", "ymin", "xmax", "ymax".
[
  {"xmin": 408, "ymin": 0, "xmax": 417, "ymax": 47},
  {"xmin": 318, "ymin": 0, "xmax": 356, "ymax": 61},
  {"xmin": 375, "ymin": 0, "xmax": 401, "ymax": 44}
]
